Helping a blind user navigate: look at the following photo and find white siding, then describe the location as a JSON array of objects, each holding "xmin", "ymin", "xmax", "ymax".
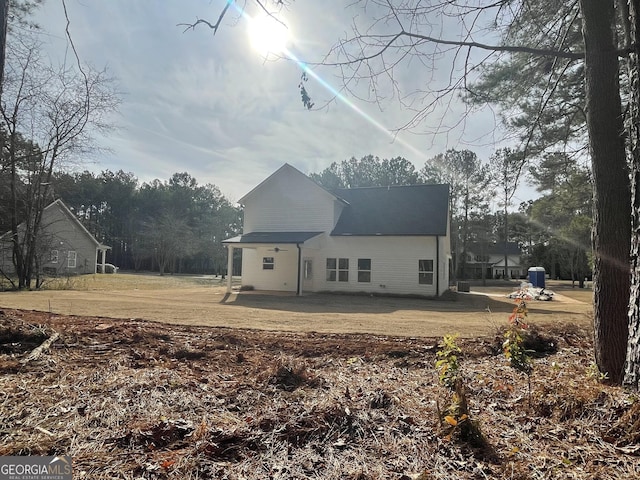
[
  {"xmin": 491, "ymin": 253, "xmax": 524, "ymax": 278},
  {"xmin": 241, "ymin": 247, "xmax": 299, "ymax": 292},
  {"xmin": 242, "ymin": 166, "xmax": 341, "ymax": 232},
  {"xmin": 239, "ymin": 234, "xmax": 450, "ymax": 297},
  {"xmin": 234, "ymin": 165, "xmax": 452, "ymax": 296},
  {"xmin": 305, "ymin": 236, "xmax": 448, "ymax": 296}
]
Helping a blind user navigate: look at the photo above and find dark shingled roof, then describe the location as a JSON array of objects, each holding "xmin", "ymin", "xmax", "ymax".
[
  {"xmin": 223, "ymin": 231, "xmax": 323, "ymax": 244},
  {"xmin": 331, "ymin": 184, "xmax": 449, "ymax": 236},
  {"xmin": 469, "ymin": 241, "xmax": 522, "ymax": 255}
]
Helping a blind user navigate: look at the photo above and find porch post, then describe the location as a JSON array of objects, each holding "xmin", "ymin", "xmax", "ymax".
[
  {"xmin": 226, "ymin": 245, "xmax": 234, "ymax": 293},
  {"xmin": 101, "ymin": 248, "xmax": 106, "ymax": 274}
]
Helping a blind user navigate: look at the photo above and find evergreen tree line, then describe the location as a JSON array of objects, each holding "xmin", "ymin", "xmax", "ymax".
[
  {"xmin": 310, "ymin": 152, "xmax": 592, "ymax": 282},
  {"xmin": 2, "ymin": 150, "xmax": 590, "ymax": 280}
]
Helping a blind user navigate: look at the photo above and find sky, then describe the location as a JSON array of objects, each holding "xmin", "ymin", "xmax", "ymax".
[{"xmin": 29, "ymin": 0, "xmax": 510, "ymax": 204}]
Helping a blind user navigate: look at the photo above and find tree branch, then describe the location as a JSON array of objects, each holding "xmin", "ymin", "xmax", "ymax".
[
  {"xmin": 320, "ymin": 29, "xmax": 586, "ymax": 65},
  {"xmin": 20, "ymin": 331, "xmax": 60, "ymax": 365},
  {"xmin": 408, "ymin": 31, "xmax": 585, "ymax": 59},
  {"xmin": 179, "ymin": 0, "xmax": 288, "ymax": 34}
]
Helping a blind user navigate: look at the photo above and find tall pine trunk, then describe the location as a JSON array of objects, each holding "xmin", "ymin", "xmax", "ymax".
[
  {"xmin": 580, "ymin": 0, "xmax": 631, "ymax": 384},
  {"xmin": 624, "ymin": 0, "xmax": 640, "ymax": 389},
  {"xmin": 504, "ymin": 206, "xmax": 509, "ymax": 280}
]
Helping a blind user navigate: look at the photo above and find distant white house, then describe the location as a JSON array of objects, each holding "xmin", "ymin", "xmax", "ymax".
[
  {"xmin": 223, "ymin": 163, "xmax": 451, "ymax": 296},
  {"xmin": 464, "ymin": 242, "xmax": 524, "ymax": 279},
  {"xmin": 0, "ymin": 199, "xmax": 111, "ymax": 277}
]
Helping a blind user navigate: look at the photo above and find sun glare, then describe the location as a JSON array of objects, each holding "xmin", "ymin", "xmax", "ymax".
[{"xmin": 248, "ymin": 13, "xmax": 289, "ymax": 56}]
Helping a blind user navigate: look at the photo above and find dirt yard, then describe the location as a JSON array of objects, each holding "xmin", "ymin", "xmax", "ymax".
[{"xmin": 4, "ymin": 274, "xmax": 636, "ymax": 480}]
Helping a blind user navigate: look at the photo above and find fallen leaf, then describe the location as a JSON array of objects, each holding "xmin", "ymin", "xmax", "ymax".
[{"xmin": 444, "ymin": 415, "xmax": 457, "ymax": 426}]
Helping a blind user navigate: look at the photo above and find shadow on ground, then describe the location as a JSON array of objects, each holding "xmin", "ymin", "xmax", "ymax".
[{"xmin": 224, "ymin": 291, "xmax": 522, "ymax": 315}]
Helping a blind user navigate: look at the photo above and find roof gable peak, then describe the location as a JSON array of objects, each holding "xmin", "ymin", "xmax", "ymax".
[{"xmin": 239, "ymin": 163, "xmax": 342, "ymax": 204}]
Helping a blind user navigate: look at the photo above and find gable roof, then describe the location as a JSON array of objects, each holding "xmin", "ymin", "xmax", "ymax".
[
  {"xmin": 492, "ymin": 257, "xmax": 522, "ymax": 267},
  {"xmin": 48, "ymin": 199, "xmax": 109, "ymax": 249},
  {"xmin": 468, "ymin": 241, "xmax": 521, "ymax": 256},
  {"xmin": 331, "ymin": 184, "xmax": 449, "ymax": 236},
  {"xmin": 0, "ymin": 199, "xmax": 109, "ymax": 250},
  {"xmin": 238, "ymin": 163, "xmax": 344, "ymax": 206}
]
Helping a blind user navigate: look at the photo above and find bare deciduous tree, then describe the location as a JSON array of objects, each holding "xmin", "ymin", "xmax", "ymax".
[{"xmin": 1, "ymin": 31, "xmax": 119, "ymax": 289}]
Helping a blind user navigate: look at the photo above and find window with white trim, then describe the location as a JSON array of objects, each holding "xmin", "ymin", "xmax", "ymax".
[
  {"xmin": 68, "ymin": 251, "xmax": 77, "ymax": 268},
  {"xmin": 326, "ymin": 258, "xmax": 349, "ymax": 282},
  {"xmin": 263, "ymin": 257, "xmax": 274, "ymax": 270},
  {"xmin": 326, "ymin": 258, "xmax": 337, "ymax": 281},
  {"xmin": 358, "ymin": 258, "xmax": 371, "ymax": 283},
  {"xmin": 338, "ymin": 258, "xmax": 349, "ymax": 282},
  {"xmin": 50, "ymin": 250, "xmax": 59, "ymax": 264},
  {"xmin": 418, "ymin": 259, "xmax": 434, "ymax": 285}
]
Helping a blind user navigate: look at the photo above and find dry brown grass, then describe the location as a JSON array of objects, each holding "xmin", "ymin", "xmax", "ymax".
[{"xmin": 0, "ymin": 274, "xmax": 592, "ymax": 338}]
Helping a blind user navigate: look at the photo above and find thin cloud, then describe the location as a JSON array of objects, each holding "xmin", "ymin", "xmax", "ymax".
[{"xmin": 30, "ymin": 0, "xmax": 506, "ymax": 202}]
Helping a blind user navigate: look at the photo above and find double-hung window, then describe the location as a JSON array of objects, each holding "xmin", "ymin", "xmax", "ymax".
[
  {"xmin": 418, "ymin": 259, "xmax": 434, "ymax": 285},
  {"xmin": 50, "ymin": 250, "xmax": 59, "ymax": 264},
  {"xmin": 338, "ymin": 258, "xmax": 349, "ymax": 282},
  {"xmin": 326, "ymin": 258, "xmax": 337, "ymax": 281},
  {"xmin": 68, "ymin": 251, "xmax": 77, "ymax": 268},
  {"xmin": 357, "ymin": 258, "xmax": 371, "ymax": 283}
]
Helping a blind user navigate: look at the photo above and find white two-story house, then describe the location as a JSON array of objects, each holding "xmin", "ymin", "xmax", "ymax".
[{"xmin": 223, "ymin": 164, "xmax": 450, "ymax": 296}]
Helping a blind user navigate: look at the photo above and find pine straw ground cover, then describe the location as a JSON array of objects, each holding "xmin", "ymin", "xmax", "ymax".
[{"xmin": 0, "ymin": 308, "xmax": 639, "ymax": 479}]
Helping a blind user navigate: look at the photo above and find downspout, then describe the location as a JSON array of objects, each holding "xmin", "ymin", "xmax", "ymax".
[
  {"xmin": 436, "ymin": 235, "xmax": 440, "ymax": 296},
  {"xmin": 296, "ymin": 243, "xmax": 302, "ymax": 296}
]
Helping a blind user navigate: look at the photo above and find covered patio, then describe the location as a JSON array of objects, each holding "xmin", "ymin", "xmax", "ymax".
[{"xmin": 222, "ymin": 231, "xmax": 323, "ymax": 296}]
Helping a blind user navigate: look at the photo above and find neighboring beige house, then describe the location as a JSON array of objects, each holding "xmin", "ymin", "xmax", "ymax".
[
  {"xmin": 223, "ymin": 163, "xmax": 451, "ymax": 296},
  {"xmin": 464, "ymin": 241, "xmax": 523, "ymax": 279},
  {"xmin": 0, "ymin": 199, "xmax": 110, "ymax": 277}
]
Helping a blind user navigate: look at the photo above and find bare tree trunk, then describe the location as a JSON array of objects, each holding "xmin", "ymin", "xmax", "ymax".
[
  {"xmin": 624, "ymin": 0, "xmax": 640, "ymax": 390},
  {"xmin": 580, "ymin": 0, "xmax": 631, "ymax": 384},
  {"xmin": 504, "ymin": 206, "xmax": 509, "ymax": 280},
  {"xmin": 8, "ymin": 131, "xmax": 25, "ymax": 288},
  {"xmin": 0, "ymin": 0, "xmax": 8, "ymax": 97},
  {"xmin": 460, "ymin": 191, "xmax": 469, "ymax": 279}
]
